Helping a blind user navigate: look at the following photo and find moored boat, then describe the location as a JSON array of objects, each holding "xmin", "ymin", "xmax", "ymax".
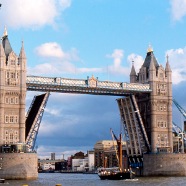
[
  {"xmin": 98, "ymin": 167, "xmax": 134, "ymax": 180},
  {"xmin": 0, "ymin": 179, "xmax": 5, "ymax": 183},
  {"xmin": 97, "ymin": 130, "xmax": 135, "ymax": 180}
]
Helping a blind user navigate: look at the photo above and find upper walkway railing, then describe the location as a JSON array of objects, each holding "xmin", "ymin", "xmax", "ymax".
[{"xmin": 26, "ymin": 75, "xmax": 151, "ymax": 96}]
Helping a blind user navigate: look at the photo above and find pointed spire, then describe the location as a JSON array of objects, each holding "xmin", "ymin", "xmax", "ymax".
[
  {"xmin": 142, "ymin": 45, "xmax": 159, "ymax": 69},
  {"xmin": 130, "ymin": 61, "xmax": 136, "ymax": 76},
  {"xmin": 165, "ymin": 54, "xmax": 171, "ymax": 72},
  {"xmin": 19, "ymin": 40, "xmax": 26, "ymax": 59},
  {"xmin": 130, "ymin": 61, "xmax": 137, "ymax": 83},
  {"xmin": 2, "ymin": 26, "xmax": 12, "ymax": 61}
]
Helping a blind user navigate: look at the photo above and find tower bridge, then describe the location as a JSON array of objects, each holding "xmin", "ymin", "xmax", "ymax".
[{"xmin": 0, "ymin": 28, "xmax": 186, "ymax": 179}]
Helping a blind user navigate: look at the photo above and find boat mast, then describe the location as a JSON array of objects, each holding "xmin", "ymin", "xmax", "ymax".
[
  {"xmin": 119, "ymin": 133, "xmax": 123, "ymax": 172},
  {"xmin": 111, "ymin": 129, "xmax": 123, "ymax": 172}
]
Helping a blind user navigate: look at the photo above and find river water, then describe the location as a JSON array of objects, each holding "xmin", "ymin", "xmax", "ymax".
[{"xmin": 6, "ymin": 173, "xmax": 186, "ymax": 186}]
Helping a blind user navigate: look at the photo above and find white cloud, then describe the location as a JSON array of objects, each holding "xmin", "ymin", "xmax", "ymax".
[
  {"xmin": 1, "ymin": 0, "xmax": 71, "ymax": 29},
  {"xmin": 127, "ymin": 53, "xmax": 144, "ymax": 73},
  {"xmin": 28, "ymin": 42, "xmax": 80, "ymax": 75},
  {"xmin": 106, "ymin": 49, "xmax": 130, "ymax": 76},
  {"xmin": 29, "ymin": 42, "xmax": 105, "ymax": 76},
  {"xmin": 109, "ymin": 49, "xmax": 124, "ymax": 67},
  {"xmin": 28, "ymin": 60, "xmax": 104, "ymax": 76},
  {"xmin": 170, "ymin": 0, "xmax": 186, "ymax": 21},
  {"xmin": 31, "ymin": 46, "xmax": 140, "ymax": 79},
  {"xmin": 28, "ymin": 60, "xmax": 77, "ymax": 75},
  {"xmin": 36, "ymin": 43, "xmax": 80, "ymax": 62},
  {"xmin": 45, "ymin": 108, "xmax": 61, "ymax": 116},
  {"xmin": 36, "ymin": 42, "xmax": 65, "ymax": 58},
  {"xmin": 166, "ymin": 47, "xmax": 186, "ymax": 84}
]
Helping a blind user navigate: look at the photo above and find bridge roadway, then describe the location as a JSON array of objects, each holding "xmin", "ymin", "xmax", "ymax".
[{"xmin": 26, "ymin": 75, "xmax": 151, "ymax": 96}]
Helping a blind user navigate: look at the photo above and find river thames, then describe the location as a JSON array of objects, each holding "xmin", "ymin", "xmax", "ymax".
[{"xmin": 5, "ymin": 173, "xmax": 186, "ymax": 186}]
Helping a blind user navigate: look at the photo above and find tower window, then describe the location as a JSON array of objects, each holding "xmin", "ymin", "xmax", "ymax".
[
  {"xmin": 10, "ymin": 133, "xmax": 13, "ymax": 140},
  {"xmin": 164, "ymin": 122, "xmax": 167, "ymax": 128},
  {"xmin": 15, "ymin": 116, "xmax": 18, "ymax": 123},
  {"xmin": 11, "ymin": 72, "xmax": 15, "ymax": 79},
  {"xmin": 11, "ymin": 60, "xmax": 15, "ymax": 65},
  {"xmin": 10, "ymin": 97, "xmax": 14, "ymax": 104},
  {"xmin": 15, "ymin": 97, "xmax": 18, "ymax": 104},
  {"xmin": 5, "ymin": 116, "xmax": 9, "ymax": 123},
  {"xmin": 161, "ymin": 122, "xmax": 164, "ymax": 128},
  {"xmin": 5, "ymin": 97, "xmax": 9, "ymax": 104},
  {"xmin": 10, "ymin": 116, "xmax": 14, "ymax": 123}
]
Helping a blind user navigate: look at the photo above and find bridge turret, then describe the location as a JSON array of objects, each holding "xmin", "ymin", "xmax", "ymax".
[
  {"xmin": 0, "ymin": 28, "xmax": 38, "ymax": 180},
  {"xmin": 165, "ymin": 55, "xmax": 172, "ymax": 82},
  {"xmin": 18, "ymin": 41, "xmax": 27, "ymax": 81},
  {"xmin": 134, "ymin": 46, "xmax": 173, "ymax": 154},
  {"xmin": 165, "ymin": 55, "xmax": 173, "ymax": 151},
  {"xmin": 130, "ymin": 62, "xmax": 137, "ymax": 83},
  {"xmin": 18, "ymin": 41, "xmax": 26, "ymax": 64},
  {"xmin": 148, "ymin": 51, "xmax": 156, "ymax": 95},
  {"xmin": 2, "ymin": 27, "xmax": 13, "ymax": 63},
  {"xmin": 18, "ymin": 41, "xmax": 27, "ymax": 143}
]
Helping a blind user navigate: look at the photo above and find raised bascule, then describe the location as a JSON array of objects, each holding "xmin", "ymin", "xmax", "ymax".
[{"xmin": 0, "ymin": 28, "xmax": 186, "ymax": 179}]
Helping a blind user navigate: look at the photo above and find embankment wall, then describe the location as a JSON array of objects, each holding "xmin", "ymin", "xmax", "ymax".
[{"xmin": 0, "ymin": 153, "xmax": 38, "ymax": 179}]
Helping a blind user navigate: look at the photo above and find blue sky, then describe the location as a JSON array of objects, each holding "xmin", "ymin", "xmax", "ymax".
[{"xmin": 1, "ymin": 0, "xmax": 186, "ymax": 159}]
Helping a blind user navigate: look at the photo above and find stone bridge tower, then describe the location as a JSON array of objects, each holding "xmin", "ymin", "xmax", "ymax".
[
  {"xmin": 0, "ymin": 28, "xmax": 26, "ymax": 146},
  {"xmin": 130, "ymin": 46, "xmax": 173, "ymax": 153},
  {"xmin": 0, "ymin": 28, "xmax": 37, "ymax": 180}
]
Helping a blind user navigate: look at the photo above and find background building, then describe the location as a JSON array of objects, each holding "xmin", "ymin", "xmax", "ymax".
[
  {"xmin": 67, "ymin": 151, "xmax": 95, "ymax": 172},
  {"xmin": 94, "ymin": 140, "xmax": 127, "ymax": 169},
  {"xmin": 51, "ymin": 152, "xmax": 55, "ymax": 160}
]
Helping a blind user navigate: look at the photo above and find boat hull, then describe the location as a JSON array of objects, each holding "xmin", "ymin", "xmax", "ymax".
[{"xmin": 98, "ymin": 172, "xmax": 133, "ymax": 180}]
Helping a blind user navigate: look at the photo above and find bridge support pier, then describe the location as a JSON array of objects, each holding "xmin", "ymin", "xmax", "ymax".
[
  {"xmin": 143, "ymin": 153, "xmax": 186, "ymax": 176},
  {"xmin": 0, "ymin": 153, "xmax": 38, "ymax": 180}
]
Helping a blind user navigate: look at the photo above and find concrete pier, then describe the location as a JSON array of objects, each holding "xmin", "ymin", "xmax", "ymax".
[
  {"xmin": 0, "ymin": 153, "xmax": 38, "ymax": 179},
  {"xmin": 143, "ymin": 153, "xmax": 186, "ymax": 176}
]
